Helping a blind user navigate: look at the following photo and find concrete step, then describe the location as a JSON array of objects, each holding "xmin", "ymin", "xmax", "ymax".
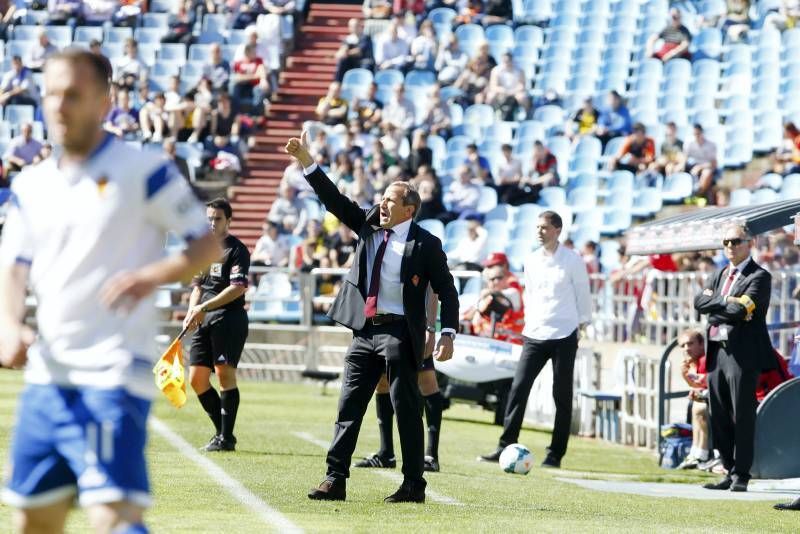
[
  {"xmin": 267, "ymin": 102, "xmax": 317, "ymax": 113},
  {"xmin": 234, "ymin": 193, "xmax": 278, "ymax": 203},
  {"xmin": 229, "ymin": 184, "xmax": 279, "ymax": 195},
  {"xmin": 231, "ymin": 202, "xmax": 273, "ymax": 213}
]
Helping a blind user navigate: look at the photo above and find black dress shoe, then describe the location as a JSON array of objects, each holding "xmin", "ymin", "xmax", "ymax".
[
  {"xmin": 478, "ymin": 448, "xmax": 503, "ymax": 462},
  {"xmin": 384, "ymin": 481, "xmax": 426, "ymax": 503},
  {"xmin": 730, "ymin": 479, "xmax": 748, "ymax": 492},
  {"xmin": 308, "ymin": 479, "xmax": 346, "ymax": 501},
  {"xmin": 541, "ymin": 455, "xmax": 561, "ymax": 468},
  {"xmin": 703, "ymin": 477, "xmax": 732, "ymax": 490},
  {"xmin": 774, "ymin": 498, "xmax": 800, "ymax": 511}
]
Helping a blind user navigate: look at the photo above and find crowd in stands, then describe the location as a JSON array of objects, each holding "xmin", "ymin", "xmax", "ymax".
[{"xmin": 0, "ymin": 0, "xmax": 301, "ymax": 185}]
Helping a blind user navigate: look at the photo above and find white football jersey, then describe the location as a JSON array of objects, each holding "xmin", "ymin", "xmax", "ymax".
[{"xmin": 0, "ymin": 135, "xmax": 209, "ymax": 398}]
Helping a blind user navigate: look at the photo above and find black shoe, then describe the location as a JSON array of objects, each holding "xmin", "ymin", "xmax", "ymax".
[
  {"xmin": 384, "ymin": 481, "xmax": 426, "ymax": 503},
  {"xmin": 354, "ymin": 453, "xmax": 396, "ymax": 468},
  {"xmin": 478, "ymin": 448, "xmax": 503, "ymax": 462},
  {"xmin": 200, "ymin": 435, "xmax": 220, "ymax": 451},
  {"xmin": 308, "ymin": 479, "xmax": 346, "ymax": 501},
  {"xmin": 730, "ymin": 479, "xmax": 749, "ymax": 492},
  {"xmin": 424, "ymin": 455, "xmax": 440, "ymax": 472},
  {"xmin": 204, "ymin": 435, "xmax": 236, "ymax": 452},
  {"xmin": 541, "ymin": 455, "xmax": 561, "ymax": 469},
  {"xmin": 703, "ymin": 477, "xmax": 732, "ymax": 490},
  {"xmin": 774, "ymin": 498, "xmax": 800, "ymax": 511}
]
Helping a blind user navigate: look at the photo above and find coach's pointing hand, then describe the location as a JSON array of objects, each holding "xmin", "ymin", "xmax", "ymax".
[{"xmin": 285, "ymin": 130, "xmax": 314, "ymax": 168}]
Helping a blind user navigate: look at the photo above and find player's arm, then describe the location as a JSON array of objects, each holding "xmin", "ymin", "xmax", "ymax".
[
  {"xmin": 0, "ymin": 263, "xmax": 35, "ymax": 368},
  {"xmin": 183, "ymin": 283, "xmax": 203, "ymax": 330},
  {"xmin": 186, "ymin": 242, "xmax": 250, "ymax": 324}
]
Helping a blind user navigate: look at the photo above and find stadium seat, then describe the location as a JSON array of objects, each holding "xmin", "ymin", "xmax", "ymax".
[
  {"xmin": 142, "ymin": 12, "xmax": 169, "ymax": 28},
  {"xmin": 5, "ymin": 105, "xmax": 34, "ymax": 126},
  {"xmin": 485, "ymin": 203, "xmax": 516, "ymax": 222},
  {"xmin": 44, "ymin": 25, "xmax": 72, "ymax": 48},
  {"xmin": 661, "ymin": 172, "xmax": 694, "ymax": 204},
  {"xmin": 504, "ymin": 239, "xmax": 535, "ymax": 271},
  {"xmin": 105, "ymin": 27, "xmax": 134, "ymax": 43},
  {"xmin": 158, "ymin": 43, "xmax": 187, "ymax": 65},
  {"xmin": 631, "ymin": 187, "xmax": 663, "ymax": 217},
  {"xmin": 751, "ymin": 188, "xmax": 778, "ymax": 204},
  {"xmin": 476, "ymin": 186, "xmax": 498, "ymax": 213},
  {"xmin": 691, "ymin": 28, "xmax": 722, "ymax": 61},
  {"xmin": 567, "ymin": 186, "xmax": 598, "ymax": 213},
  {"xmin": 135, "ymin": 27, "xmax": 168, "ymax": 44},
  {"xmin": 445, "ymin": 219, "xmax": 471, "ymax": 242},
  {"xmin": 600, "ymin": 208, "xmax": 632, "ymax": 235},
  {"xmin": 514, "ymin": 203, "xmax": 544, "ymax": 223},
  {"xmin": 374, "ymin": 69, "xmax": 403, "ymax": 88},
  {"xmin": 729, "ymin": 188, "xmax": 752, "ymax": 207},
  {"xmin": 538, "ymin": 187, "xmax": 566, "ymax": 207},
  {"xmin": 418, "ymin": 219, "xmax": 445, "ymax": 241},
  {"xmin": 455, "ymin": 24, "xmax": 485, "ymax": 56}
]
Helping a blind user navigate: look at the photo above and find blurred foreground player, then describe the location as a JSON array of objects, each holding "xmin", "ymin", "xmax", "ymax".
[
  {"xmin": 0, "ymin": 49, "xmax": 220, "ymax": 534},
  {"xmin": 184, "ymin": 198, "xmax": 251, "ymax": 452}
]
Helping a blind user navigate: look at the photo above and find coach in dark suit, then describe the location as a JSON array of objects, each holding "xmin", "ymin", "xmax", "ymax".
[
  {"xmin": 694, "ymin": 224, "xmax": 775, "ymax": 492},
  {"xmin": 285, "ymin": 132, "xmax": 459, "ymax": 503}
]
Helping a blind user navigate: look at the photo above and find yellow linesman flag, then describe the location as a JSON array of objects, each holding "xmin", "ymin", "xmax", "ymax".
[{"xmin": 153, "ymin": 335, "xmax": 187, "ymax": 408}]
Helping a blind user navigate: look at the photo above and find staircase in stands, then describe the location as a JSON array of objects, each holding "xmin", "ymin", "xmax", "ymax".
[{"xmin": 228, "ymin": 2, "xmax": 361, "ymax": 248}]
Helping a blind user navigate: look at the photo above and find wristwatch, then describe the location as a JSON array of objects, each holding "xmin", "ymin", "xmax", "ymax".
[
  {"xmin": 426, "ymin": 326, "xmax": 436, "ymax": 333},
  {"xmin": 440, "ymin": 332, "xmax": 455, "ymax": 340}
]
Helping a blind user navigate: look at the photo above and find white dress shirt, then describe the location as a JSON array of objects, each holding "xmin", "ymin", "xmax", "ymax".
[{"xmin": 522, "ymin": 244, "xmax": 592, "ymax": 340}]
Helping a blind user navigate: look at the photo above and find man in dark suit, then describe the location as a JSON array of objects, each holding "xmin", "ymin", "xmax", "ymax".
[
  {"xmin": 694, "ymin": 224, "xmax": 775, "ymax": 492},
  {"xmin": 285, "ymin": 131, "xmax": 459, "ymax": 504}
]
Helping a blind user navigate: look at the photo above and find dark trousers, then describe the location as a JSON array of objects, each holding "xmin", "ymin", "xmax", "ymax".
[
  {"xmin": 499, "ymin": 330, "xmax": 578, "ymax": 460},
  {"xmin": 326, "ymin": 321, "xmax": 425, "ymax": 484},
  {"xmin": 708, "ymin": 346, "xmax": 758, "ymax": 481}
]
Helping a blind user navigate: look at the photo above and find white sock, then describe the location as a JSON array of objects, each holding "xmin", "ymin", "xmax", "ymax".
[{"xmin": 698, "ymin": 449, "xmax": 709, "ymax": 461}]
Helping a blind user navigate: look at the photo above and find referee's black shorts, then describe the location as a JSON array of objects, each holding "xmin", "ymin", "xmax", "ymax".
[{"xmin": 189, "ymin": 308, "xmax": 249, "ymax": 369}]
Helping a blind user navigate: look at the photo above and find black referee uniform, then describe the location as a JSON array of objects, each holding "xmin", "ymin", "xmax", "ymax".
[{"xmin": 190, "ymin": 233, "xmax": 250, "ymax": 450}]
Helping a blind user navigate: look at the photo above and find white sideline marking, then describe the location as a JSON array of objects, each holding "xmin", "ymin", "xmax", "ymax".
[
  {"xmin": 292, "ymin": 431, "xmax": 463, "ymax": 506},
  {"xmin": 150, "ymin": 417, "xmax": 303, "ymax": 533}
]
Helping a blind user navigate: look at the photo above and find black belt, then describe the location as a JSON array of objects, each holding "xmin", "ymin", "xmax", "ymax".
[{"xmin": 369, "ymin": 313, "xmax": 405, "ymax": 326}]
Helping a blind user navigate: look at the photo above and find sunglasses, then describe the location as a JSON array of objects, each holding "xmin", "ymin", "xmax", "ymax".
[{"xmin": 722, "ymin": 238, "xmax": 748, "ymax": 247}]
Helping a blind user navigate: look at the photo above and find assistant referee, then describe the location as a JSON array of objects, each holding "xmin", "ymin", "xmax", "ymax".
[{"xmin": 184, "ymin": 198, "xmax": 251, "ymax": 452}]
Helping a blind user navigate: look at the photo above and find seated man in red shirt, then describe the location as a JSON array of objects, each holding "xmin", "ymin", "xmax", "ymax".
[
  {"xmin": 231, "ymin": 43, "xmax": 270, "ymax": 117},
  {"xmin": 609, "ymin": 122, "xmax": 655, "ymax": 175},
  {"xmin": 677, "ymin": 329, "xmax": 709, "ymax": 469},
  {"xmin": 462, "ymin": 253, "xmax": 524, "ymax": 344}
]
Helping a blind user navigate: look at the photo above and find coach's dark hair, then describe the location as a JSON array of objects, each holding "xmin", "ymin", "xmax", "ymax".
[
  {"xmin": 46, "ymin": 48, "xmax": 112, "ymax": 90},
  {"xmin": 539, "ymin": 210, "xmax": 563, "ymax": 229},
  {"xmin": 389, "ymin": 181, "xmax": 421, "ymax": 218},
  {"xmin": 207, "ymin": 197, "xmax": 233, "ymax": 219}
]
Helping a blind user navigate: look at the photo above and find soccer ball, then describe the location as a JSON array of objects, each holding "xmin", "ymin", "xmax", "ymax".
[{"xmin": 499, "ymin": 443, "xmax": 534, "ymax": 475}]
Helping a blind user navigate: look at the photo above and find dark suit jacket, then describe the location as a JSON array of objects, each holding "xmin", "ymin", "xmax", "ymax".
[
  {"xmin": 304, "ymin": 166, "xmax": 459, "ymax": 365},
  {"xmin": 694, "ymin": 259, "xmax": 775, "ymax": 372}
]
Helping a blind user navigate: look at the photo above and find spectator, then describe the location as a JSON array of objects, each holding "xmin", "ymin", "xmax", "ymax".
[
  {"xmin": 454, "ymin": 42, "xmax": 495, "ymax": 105},
  {"xmin": 416, "ymin": 177, "xmax": 448, "ymax": 221},
  {"xmin": 262, "ymin": 0, "xmax": 296, "ymax": 50},
  {"xmin": 435, "ymin": 34, "xmax": 468, "ymax": 86},
  {"xmin": 308, "ymin": 129, "xmax": 331, "ymax": 167},
  {"xmin": 315, "ymin": 81, "xmax": 349, "ymax": 126},
  {"xmin": 406, "ymin": 129, "xmax": 433, "ymax": 175},
  {"xmin": 231, "ymin": 43, "xmax": 271, "ymax": 117},
  {"xmin": 269, "ymin": 182, "xmax": 305, "ymax": 233},
  {"xmin": 374, "ymin": 21, "xmax": 410, "ymax": 71},
  {"xmin": 507, "ymin": 140, "xmax": 558, "ymax": 205},
  {"xmin": 162, "ymin": 0, "xmax": 194, "ymax": 45},
  {"xmin": 162, "ymin": 137, "xmax": 192, "ymax": 182},
  {"xmin": 328, "ymin": 224, "xmax": 357, "ymax": 269},
  {"xmin": 203, "ymin": 43, "xmax": 231, "ymax": 94},
  {"xmin": 203, "ymin": 135, "xmax": 242, "ymax": 180},
  {"xmin": 682, "ymin": 123, "xmax": 718, "ymax": 199},
  {"xmin": 208, "ymin": 91, "xmax": 243, "ymax": 144},
  {"xmin": 677, "ymin": 329, "xmax": 710, "ymax": 469},
  {"xmin": 485, "ymin": 52, "xmax": 530, "ymax": 121},
  {"xmin": 464, "ymin": 143, "xmax": 492, "ymax": 184},
  {"xmin": 609, "ymin": 122, "xmax": 656, "ymax": 175},
  {"xmin": 351, "ymin": 82, "xmax": 383, "ymax": 131},
  {"xmin": 46, "ymin": 0, "xmax": 82, "ymax": 27},
  {"xmin": 717, "ymin": 0, "xmax": 751, "ymax": 42},
  {"xmin": 363, "ymin": 0, "xmax": 392, "ymax": 19},
  {"xmin": 495, "ymin": 143, "xmax": 522, "ymax": 202},
  {"xmin": 443, "ymin": 165, "xmax": 481, "ymax": 218},
  {"xmin": 482, "ymin": 0, "xmax": 512, "ymax": 26},
  {"xmin": 88, "ymin": 38, "xmax": 103, "ymax": 56},
  {"xmin": 408, "ymin": 19, "xmax": 437, "ymax": 71},
  {"xmin": 596, "ymin": 90, "xmax": 632, "ymax": 146},
  {"xmin": 104, "ymin": 89, "xmax": 140, "ymax": 139},
  {"xmin": 569, "ymin": 97, "xmax": 600, "ymax": 138},
  {"xmin": 298, "ymin": 219, "xmax": 330, "ymax": 271},
  {"xmin": 113, "ymin": 0, "xmax": 146, "ymax": 28},
  {"xmin": 140, "ymin": 92, "xmax": 170, "ymax": 143},
  {"xmin": 28, "ymin": 29, "xmax": 58, "ymax": 72},
  {"xmin": 381, "ymin": 84, "xmax": 415, "ymax": 133},
  {"xmin": 252, "ymin": 220, "xmax": 291, "ymax": 268},
  {"xmin": 3, "ymin": 122, "xmax": 42, "ymax": 175},
  {"xmin": 462, "ymin": 253, "xmax": 524, "ymax": 343},
  {"xmin": 82, "ymin": 0, "xmax": 117, "ymax": 26},
  {"xmin": 650, "ymin": 121, "xmax": 685, "ymax": 177},
  {"xmin": 420, "ymin": 85, "xmax": 453, "ymax": 137},
  {"xmin": 763, "ymin": 0, "xmax": 800, "ymax": 31},
  {"xmin": 455, "ymin": 0, "xmax": 484, "ymax": 25},
  {"xmin": 646, "ymin": 8, "xmax": 692, "ymax": 62},
  {"xmin": 282, "ymin": 158, "xmax": 315, "ymax": 197},
  {"xmin": 447, "ymin": 217, "xmax": 488, "ymax": 271},
  {"xmin": 771, "ymin": 121, "xmax": 800, "ymax": 175},
  {"xmin": 582, "ymin": 241, "xmax": 600, "ymax": 275},
  {"xmin": 334, "ymin": 18, "xmax": 374, "ymax": 81},
  {"xmin": 168, "ymin": 92, "xmax": 207, "ymax": 143},
  {"xmin": 0, "ymin": 55, "xmax": 39, "ymax": 107},
  {"xmin": 114, "ymin": 39, "xmax": 147, "ymax": 89}
]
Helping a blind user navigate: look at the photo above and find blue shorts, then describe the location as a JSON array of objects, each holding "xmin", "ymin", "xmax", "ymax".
[{"xmin": 2, "ymin": 385, "xmax": 151, "ymax": 509}]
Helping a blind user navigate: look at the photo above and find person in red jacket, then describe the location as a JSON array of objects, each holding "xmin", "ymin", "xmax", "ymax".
[{"xmin": 462, "ymin": 253, "xmax": 524, "ymax": 343}]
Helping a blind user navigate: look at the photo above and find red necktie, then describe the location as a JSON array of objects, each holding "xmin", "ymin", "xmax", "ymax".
[
  {"xmin": 364, "ymin": 229, "xmax": 393, "ymax": 319},
  {"xmin": 709, "ymin": 267, "xmax": 738, "ymax": 339}
]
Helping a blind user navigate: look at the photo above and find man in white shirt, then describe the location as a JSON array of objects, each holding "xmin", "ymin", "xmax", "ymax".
[
  {"xmin": 443, "ymin": 165, "xmax": 481, "ymax": 217},
  {"xmin": 0, "ymin": 49, "xmax": 221, "ymax": 533},
  {"xmin": 480, "ymin": 211, "xmax": 591, "ymax": 468},
  {"xmin": 374, "ymin": 22, "xmax": 410, "ymax": 71}
]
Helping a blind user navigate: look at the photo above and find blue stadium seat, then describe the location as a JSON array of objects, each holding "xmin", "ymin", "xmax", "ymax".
[
  {"xmin": 514, "ymin": 203, "xmax": 543, "ymax": 223},
  {"xmin": 570, "ymin": 226, "xmax": 601, "ymax": 248},
  {"xmin": 631, "ymin": 187, "xmax": 663, "ymax": 217},
  {"xmin": 485, "ymin": 203, "xmax": 516, "ymax": 222},
  {"xmin": 514, "ymin": 0, "xmax": 552, "ymax": 26},
  {"xmin": 514, "ymin": 25, "xmax": 545, "ymax": 48},
  {"xmin": 446, "ymin": 135, "xmax": 472, "ymax": 154},
  {"xmin": 759, "ymin": 172, "xmax": 783, "ymax": 191},
  {"xmin": 504, "ymin": 239, "xmax": 535, "ymax": 271},
  {"xmin": 428, "ymin": 134, "xmax": 446, "ymax": 170},
  {"xmin": 567, "ymin": 186, "xmax": 597, "ymax": 213},
  {"xmin": 418, "ymin": 219, "xmax": 445, "ymax": 240},
  {"xmin": 751, "ymin": 188, "xmax": 778, "ymax": 204},
  {"xmin": 374, "ymin": 69, "xmax": 403, "ymax": 88},
  {"xmin": 729, "ymin": 188, "xmax": 752, "ymax": 207},
  {"xmin": 661, "ymin": 172, "xmax": 693, "ymax": 203},
  {"xmin": 150, "ymin": 0, "xmax": 180, "ymax": 11},
  {"xmin": 6, "ymin": 40, "xmax": 33, "ymax": 62},
  {"xmin": 428, "ymin": 7, "xmax": 457, "ymax": 28},
  {"xmin": 12, "ymin": 25, "xmax": 39, "ymax": 42},
  {"xmin": 188, "ymin": 44, "xmax": 213, "ymax": 62},
  {"xmin": 574, "ymin": 136, "xmax": 602, "ymax": 161},
  {"xmin": 538, "ymin": 186, "xmax": 566, "ymax": 207},
  {"xmin": 484, "ymin": 122, "xmax": 513, "ymax": 144},
  {"xmin": 202, "ymin": 14, "xmax": 228, "ymax": 34},
  {"xmin": 44, "ymin": 25, "xmax": 72, "ymax": 47},
  {"xmin": 445, "ymin": 219, "xmax": 471, "ymax": 241},
  {"xmin": 342, "ymin": 67, "xmax": 372, "ymax": 87},
  {"xmin": 516, "ymin": 120, "xmax": 546, "ymax": 142},
  {"xmin": 483, "ymin": 218, "xmax": 510, "ymax": 239},
  {"xmin": 105, "ymin": 27, "xmax": 134, "ymax": 44},
  {"xmin": 691, "ymin": 28, "xmax": 722, "ymax": 61},
  {"xmin": 142, "ymin": 12, "xmax": 170, "ymax": 28},
  {"xmin": 158, "ymin": 43, "xmax": 187, "ymax": 65},
  {"xmin": 464, "ymin": 104, "xmax": 495, "ymax": 129},
  {"xmin": 455, "ymin": 24, "xmax": 485, "ymax": 56},
  {"xmin": 74, "ymin": 26, "xmax": 104, "ymax": 44},
  {"xmin": 151, "ymin": 61, "xmax": 180, "ymax": 77},
  {"xmin": 486, "ymin": 24, "xmax": 514, "ymax": 48},
  {"xmin": 532, "ymin": 105, "xmax": 564, "ymax": 130},
  {"xmin": 405, "ymin": 69, "xmax": 435, "ymax": 87},
  {"xmin": 134, "ymin": 27, "xmax": 168, "ymax": 44},
  {"xmin": 5, "ymin": 105, "xmax": 34, "ymax": 126},
  {"xmin": 477, "ymin": 186, "xmax": 498, "ymax": 213},
  {"xmin": 227, "ymin": 30, "xmax": 248, "ymax": 45},
  {"xmin": 600, "ymin": 208, "xmax": 632, "ymax": 235}
]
